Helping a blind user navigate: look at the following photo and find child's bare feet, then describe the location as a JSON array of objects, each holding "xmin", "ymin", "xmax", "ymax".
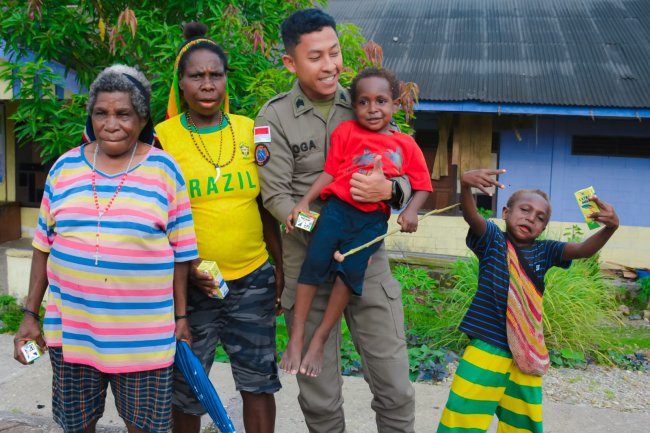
[
  {"xmin": 280, "ymin": 337, "xmax": 303, "ymax": 375},
  {"xmin": 299, "ymin": 337, "xmax": 325, "ymax": 377}
]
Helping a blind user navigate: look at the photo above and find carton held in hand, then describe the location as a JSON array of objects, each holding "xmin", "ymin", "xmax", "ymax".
[
  {"xmin": 21, "ymin": 340, "xmax": 43, "ymax": 363},
  {"xmin": 295, "ymin": 211, "xmax": 320, "ymax": 232},
  {"xmin": 574, "ymin": 186, "xmax": 601, "ymax": 230},
  {"xmin": 197, "ymin": 260, "xmax": 229, "ymax": 299}
]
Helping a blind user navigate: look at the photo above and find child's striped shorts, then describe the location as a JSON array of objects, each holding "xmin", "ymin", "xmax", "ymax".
[{"xmin": 437, "ymin": 339, "xmax": 543, "ymax": 433}]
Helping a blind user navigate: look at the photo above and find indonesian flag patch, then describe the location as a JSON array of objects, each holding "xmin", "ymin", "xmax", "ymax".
[{"xmin": 254, "ymin": 126, "xmax": 272, "ymax": 144}]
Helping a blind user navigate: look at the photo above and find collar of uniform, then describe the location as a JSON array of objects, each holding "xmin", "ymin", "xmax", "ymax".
[{"xmin": 290, "ymin": 81, "xmax": 351, "ymax": 117}]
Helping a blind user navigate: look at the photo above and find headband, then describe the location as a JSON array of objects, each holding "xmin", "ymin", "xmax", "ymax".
[
  {"xmin": 122, "ymin": 73, "xmax": 150, "ymax": 108},
  {"xmin": 166, "ymin": 37, "xmax": 230, "ymax": 119}
]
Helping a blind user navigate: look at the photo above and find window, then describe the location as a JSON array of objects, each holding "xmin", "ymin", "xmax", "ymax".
[
  {"xmin": 15, "ymin": 140, "xmax": 51, "ymax": 207},
  {"xmin": 572, "ymin": 135, "xmax": 650, "ymax": 158}
]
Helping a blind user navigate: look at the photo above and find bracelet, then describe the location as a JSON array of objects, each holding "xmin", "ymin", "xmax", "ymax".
[
  {"xmin": 174, "ymin": 314, "xmax": 188, "ymax": 321},
  {"xmin": 21, "ymin": 307, "xmax": 41, "ymax": 321}
]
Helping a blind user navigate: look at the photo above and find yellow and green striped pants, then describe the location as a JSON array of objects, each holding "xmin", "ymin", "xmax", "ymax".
[{"xmin": 437, "ymin": 339, "xmax": 543, "ymax": 433}]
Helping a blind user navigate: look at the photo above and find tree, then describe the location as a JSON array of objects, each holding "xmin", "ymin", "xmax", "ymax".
[{"xmin": 1, "ymin": 0, "xmax": 417, "ymax": 161}]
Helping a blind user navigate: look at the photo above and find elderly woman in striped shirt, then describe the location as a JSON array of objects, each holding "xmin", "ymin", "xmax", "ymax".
[{"xmin": 13, "ymin": 64, "xmax": 198, "ymax": 433}]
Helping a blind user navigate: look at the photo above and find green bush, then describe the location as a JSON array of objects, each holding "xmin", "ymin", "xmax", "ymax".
[
  {"xmin": 407, "ymin": 257, "xmax": 477, "ymax": 352},
  {"xmin": 394, "ymin": 265, "xmax": 448, "ymax": 339},
  {"xmin": 0, "ymin": 296, "xmax": 25, "ymax": 333},
  {"xmin": 638, "ymin": 276, "xmax": 650, "ymax": 305},
  {"xmin": 421, "ymin": 254, "xmax": 622, "ymax": 361},
  {"xmin": 542, "ymin": 255, "xmax": 621, "ymax": 362},
  {"xmin": 393, "ymin": 240, "xmax": 623, "ymax": 361}
]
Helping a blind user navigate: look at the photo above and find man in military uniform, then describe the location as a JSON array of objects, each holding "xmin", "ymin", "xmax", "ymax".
[{"xmin": 255, "ymin": 8, "xmax": 415, "ymax": 433}]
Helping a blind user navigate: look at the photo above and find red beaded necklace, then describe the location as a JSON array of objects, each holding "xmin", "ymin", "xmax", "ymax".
[{"xmin": 91, "ymin": 142, "xmax": 139, "ymax": 266}]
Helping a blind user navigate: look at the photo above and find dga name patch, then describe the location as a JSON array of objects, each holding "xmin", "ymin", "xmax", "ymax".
[
  {"xmin": 255, "ymin": 143, "xmax": 270, "ymax": 166},
  {"xmin": 254, "ymin": 126, "xmax": 272, "ymax": 143}
]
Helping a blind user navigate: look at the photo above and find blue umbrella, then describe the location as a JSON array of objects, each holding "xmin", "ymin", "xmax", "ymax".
[{"xmin": 175, "ymin": 341, "xmax": 237, "ymax": 433}]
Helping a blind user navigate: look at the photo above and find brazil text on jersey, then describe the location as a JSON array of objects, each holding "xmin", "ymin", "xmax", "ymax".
[{"xmin": 187, "ymin": 169, "xmax": 257, "ymax": 198}]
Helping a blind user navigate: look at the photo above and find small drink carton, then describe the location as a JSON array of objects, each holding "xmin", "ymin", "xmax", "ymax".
[
  {"xmin": 295, "ymin": 211, "xmax": 320, "ymax": 232},
  {"xmin": 574, "ymin": 186, "xmax": 601, "ymax": 230},
  {"xmin": 197, "ymin": 260, "xmax": 229, "ymax": 299},
  {"xmin": 21, "ymin": 340, "xmax": 43, "ymax": 363}
]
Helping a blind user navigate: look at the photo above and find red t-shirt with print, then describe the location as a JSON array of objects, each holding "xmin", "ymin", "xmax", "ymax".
[{"xmin": 321, "ymin": 120, "xmax": 433, "ymax": 213}]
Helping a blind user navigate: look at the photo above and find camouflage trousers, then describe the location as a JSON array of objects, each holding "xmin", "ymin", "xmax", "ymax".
[{"xmin": 172, "ymin": 261, "xmax": 281, "ymax": 415}]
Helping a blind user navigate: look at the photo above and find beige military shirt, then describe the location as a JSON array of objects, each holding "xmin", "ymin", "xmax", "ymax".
[
  {"xmin": 255, "ymin": 81, "xmax": 410, "ymax": 221},
  {"xmin": 254, "ymin": 81, "xmax": 355, "ymax": 223}
]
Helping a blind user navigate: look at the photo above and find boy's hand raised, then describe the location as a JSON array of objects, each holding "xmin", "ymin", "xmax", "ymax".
[
  {"xmin": 562, "ymin": 195, "xmax": 619, "ymax": 260},
  {"xmin": 460, "ymin": 169, "xmax": 507, "ymax": 195},
  {"xmin": 588, "ymin": 196, "xmax": 619, "ymax": 229}
]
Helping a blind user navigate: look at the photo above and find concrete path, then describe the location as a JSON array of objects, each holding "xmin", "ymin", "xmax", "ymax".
[{"xmin": 1, "ymin": 334, "xmax": 649, "ymax": 432}]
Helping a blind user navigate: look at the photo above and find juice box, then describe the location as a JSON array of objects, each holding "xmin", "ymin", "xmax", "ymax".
[
  {"xmin": 295, "ymin": 211, "xmax": 320, "ymax": 232},
  {"xmin": 197, "ymin": 260, "xmax": 229, "ymax": 299},
  {"xmin": 21, "ymin": 340, "xmax": 43, "ymax": 363},
  {"xmin": 574, "ymin": 186, "xmax": 601, "ymax": 230}
]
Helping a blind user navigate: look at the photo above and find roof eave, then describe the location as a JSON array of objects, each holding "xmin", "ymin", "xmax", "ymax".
[{"xmin": 416, "ymin": 101, "xmax": 650, "ymax": 119}]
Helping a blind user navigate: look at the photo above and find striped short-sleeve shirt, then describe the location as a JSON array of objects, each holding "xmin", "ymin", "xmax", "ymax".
[
  {"xmin": 459, "ymin": 220, "xmax": 570, "ymax": 351},
  {"xmin": 33, "ymin": 145, "xmax": 198, "ymax": 373}
]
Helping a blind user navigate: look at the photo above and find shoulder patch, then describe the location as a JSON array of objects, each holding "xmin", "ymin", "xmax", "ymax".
[
  {"xmin": 254, "ymin": 126, "xmax": 272, "ymax": 144},
  {"xmin": 255, "ymin": 143, "xmax": 271, "ymax": 166}
]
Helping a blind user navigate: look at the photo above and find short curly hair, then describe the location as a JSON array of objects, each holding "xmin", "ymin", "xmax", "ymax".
[
  {"xmin": 87, "ymin": 64, "xmax": 151, "ymax": 119},
  {"xmin": 350, "ymin": 67, "xmax": 401, "ymax": 104},
  {"xmin": 506, "ymin": 189, "xmax": 552, "ymax": 219},
  {"xmin": 281, "ymin": 8, "xmax": 337, "ymax": 52}
]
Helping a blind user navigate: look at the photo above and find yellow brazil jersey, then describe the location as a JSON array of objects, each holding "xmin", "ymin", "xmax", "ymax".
[{"xmin": 156, "ymin": 113, "xmax": 267, "ymax": 280}]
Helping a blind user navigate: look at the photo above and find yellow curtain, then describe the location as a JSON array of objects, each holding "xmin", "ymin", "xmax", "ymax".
[
  {"xmin": 431, "ymin": 113, "xmax": 452, "ymax": 180},
  {"xmin": 456, "ymin": 113, "xmax": 493, "ymax": 176}
]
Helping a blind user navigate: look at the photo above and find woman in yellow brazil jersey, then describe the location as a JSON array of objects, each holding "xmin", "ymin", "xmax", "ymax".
[{"xmin": 155, "ymin": 22, "xmax": 283, "ymax": 433}]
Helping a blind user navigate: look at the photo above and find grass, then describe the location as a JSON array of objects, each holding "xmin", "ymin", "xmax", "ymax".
[
  {"xmin": 396, "ymin": 252, "xmax": 635, "ymax": 369},
  {"xmin": 400, "ymin": 258, "xmax": 478, "ymax": 352},
  {"xmin": 0, "ymin": 295, "xmax": 26, "ymax": 333},
  {"xmin": 543, "ymin": 255, "xmax": 622, "ymax": 363}
]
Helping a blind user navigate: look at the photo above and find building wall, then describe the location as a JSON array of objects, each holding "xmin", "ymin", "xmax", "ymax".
[
  {"xmin": 498, "ymin": 116, "xmax": 650, "ymax": 227},
  {"xmin": 0, "ymin": 102, "xmax": 16, "ymax": 202},
  {"xmin": 386, "ymin": 215, "xmax": 650, "ymax": 268},
  {"xmin": 21, "ymin": 207, "xmax": 39, "ymax": 238},
  {"xmin": 384, "ymin": 113, "xmax": 650, "ymax": 268}
]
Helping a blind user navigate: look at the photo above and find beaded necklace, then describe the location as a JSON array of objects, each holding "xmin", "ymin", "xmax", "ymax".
[
  {"xmin": 91, "ymin": 142, "xmax": 139, "ymax": 266},
  {"xmin": 186, "ymin": 111, "xmax": 236, "ymax": 181}
]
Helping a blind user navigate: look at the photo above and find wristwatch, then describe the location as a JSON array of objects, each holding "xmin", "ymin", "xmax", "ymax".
[{"xmin": 388, "ymin": 179, "xmax": 404, "ymax": 209}]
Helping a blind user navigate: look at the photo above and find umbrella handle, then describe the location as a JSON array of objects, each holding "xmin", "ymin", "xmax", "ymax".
[{"xmin": 335, "ymin": 203, "xmax": 460, "ymax": 262}]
